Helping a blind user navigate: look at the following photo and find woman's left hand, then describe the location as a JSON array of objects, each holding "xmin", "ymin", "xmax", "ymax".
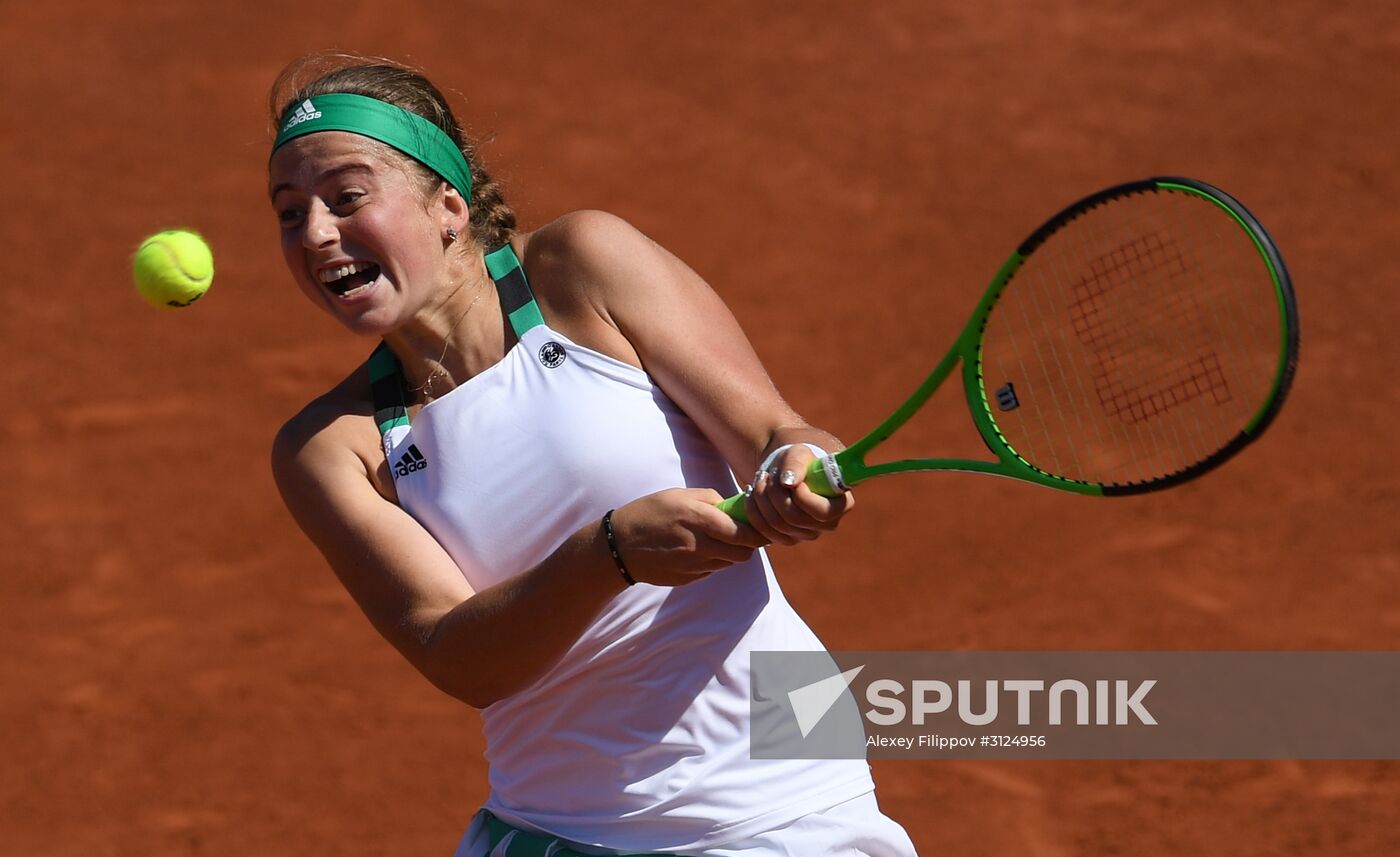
[{"xmin": 744, "ymin": 444, "xmax": 854, "ymax": 546}]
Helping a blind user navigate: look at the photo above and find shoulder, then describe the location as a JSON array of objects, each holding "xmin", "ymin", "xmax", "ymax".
[
  {"xmin": 521, "ymin": 209, "xmax": 656, "ymax": 273},
  {"xmin": 508, "ymin": 211, "xmax": 682, "ymax": 365},
  {"xmin": 271, "ymin": 364, "xmax": 383, "ymax": 503},
  {"xmin": 518, "ymin": 210, "xmax": 676, "ymax": 305},
  {"xmin": 516, "ymin": 210, "xmax": 708, "ymax": 328}
]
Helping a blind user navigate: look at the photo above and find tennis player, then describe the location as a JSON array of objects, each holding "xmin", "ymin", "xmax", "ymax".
[{"xmin": 267, "ymin": 53, "xmax": 916, "ymax": 857}]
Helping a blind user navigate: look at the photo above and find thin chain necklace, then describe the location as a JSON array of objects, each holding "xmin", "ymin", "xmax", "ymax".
[{"xmin": 410, "ymin": 284, "xmax": 486, "ymax": 401}]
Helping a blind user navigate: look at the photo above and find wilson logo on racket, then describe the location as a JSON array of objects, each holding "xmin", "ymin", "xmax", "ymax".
[
  {"xmin": 395, "ymin": 444, "xmax": 429, "ymax": 477},
  {"xmin": 1068, "ymin": 232, "xmax": 1234, "ymax": 425},
  {"xmin": 995, "ymin": 382, "xmax": 1020, "ymax": 411}
]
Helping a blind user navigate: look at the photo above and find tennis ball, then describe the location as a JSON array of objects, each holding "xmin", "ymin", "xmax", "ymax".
[{"xmin": 132, "ymin": 229, "xmax": 214, "ymax": 308}]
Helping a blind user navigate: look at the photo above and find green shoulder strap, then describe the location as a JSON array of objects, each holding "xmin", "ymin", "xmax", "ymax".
[
  {"xmin": 369, "ymin": 244, "xmax": 542, "ymax": 439},
  {"xmin": 368, "ymin": 342, "xmax": 408, "ymax": 437},
  {"xmin": 484, "ymin": 243, "xmax": 545, "ymax": 338}
]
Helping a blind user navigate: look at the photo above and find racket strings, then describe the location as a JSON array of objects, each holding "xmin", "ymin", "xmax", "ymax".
[
  {"xmin": 1076, "ymin": 199, "xmax": 1231, "ymax": 480},
  {"xmin": 1071, "ymin": 233, "xmax": 1231, "ymax": 424},
  {"xmin": 979, "ymin": 189, "xmax": 1279, "ymax": 487},
  {"xmin": 1063, "ymin": 201, "xmax": 1170, "ymax": 481}
]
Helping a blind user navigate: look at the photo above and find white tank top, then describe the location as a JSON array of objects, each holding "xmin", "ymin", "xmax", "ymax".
[{"xmin": 370, "ymin": 245, "xmax": 872, "ymax": 852}]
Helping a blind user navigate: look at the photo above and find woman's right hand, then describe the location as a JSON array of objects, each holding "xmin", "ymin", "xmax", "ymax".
[{"xmin": 608, "ymin": 488, "xmax": 768, "ymax": 587}]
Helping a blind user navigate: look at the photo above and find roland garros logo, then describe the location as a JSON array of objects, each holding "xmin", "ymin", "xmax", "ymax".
[{"xmin": 539, "ymin": 341, "xmax": 567, "ymax": 368}]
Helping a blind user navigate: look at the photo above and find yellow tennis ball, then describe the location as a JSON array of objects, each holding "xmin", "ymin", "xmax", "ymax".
[{"xmin": 132, "ymin": 229, "xmax": 214, "ymax": 309}]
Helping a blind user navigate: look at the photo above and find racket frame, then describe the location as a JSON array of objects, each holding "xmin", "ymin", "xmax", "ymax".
[{"xmin": 717, "ymin": 176, "xmax": 1297, "ymax": 520}]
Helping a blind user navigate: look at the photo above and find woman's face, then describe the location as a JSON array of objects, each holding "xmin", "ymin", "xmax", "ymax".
[{"xmin": 269, "ymin": 131, "xmax": 454, "ymax": 334}]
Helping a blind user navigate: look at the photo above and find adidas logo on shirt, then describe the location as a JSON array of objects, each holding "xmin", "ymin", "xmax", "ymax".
[
  {"xmin": 282, "ymin": 99, "xmax": 322, "ymax": 130},
  {"xmin": 395, "ymin": 444, "xmax": 429, "ymax": 477}
]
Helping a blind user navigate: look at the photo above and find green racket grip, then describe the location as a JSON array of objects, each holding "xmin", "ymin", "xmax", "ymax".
[
  {"xmin": 715, "ymin": 455, "xmax": 844, "ymax": 522},
  {"xmin": 714, "ymin": 492, "xmax": 750, "ymax": 521}
]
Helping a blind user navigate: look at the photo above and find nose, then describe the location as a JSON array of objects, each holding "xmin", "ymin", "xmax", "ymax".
[{"xmin": 301, "ymin": 199, "xmax": 339, "ymax": 250}]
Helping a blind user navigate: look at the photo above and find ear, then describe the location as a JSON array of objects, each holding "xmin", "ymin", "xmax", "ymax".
[{"xmin": 438, "ymin": 185, "xmax": 470, "ymax": 239}]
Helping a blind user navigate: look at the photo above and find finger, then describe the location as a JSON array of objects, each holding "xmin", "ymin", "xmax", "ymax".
[
  {"xmin": 695, "ymin": 534, "xmax": 759, "ymax": 565},
  {"xmin": 769, "ymin": 445, "xmax": 818, "ymax": 489},
  {"xmin": 695, "ymin": 494, "xmax": 770, "ymax": 549},
  {"xmin": 744, "ymin": 502, "xmax": 796, "ymax": 547},
  {"xmin": 733, "ymin": 473, "xmax": 789, "ymax": 546},
  {"xmin": 687, "ymin": 487, "xmax": 725, "ymax": 506},
  {"xmin": 789, "ymin": 482, "xmax": 853, "ymax": 527},
  {"xmin": 750, "ymin": 474, "xmax": 823, "ymax": 541},
  {"xmin": 743, "ymin": 472, "xmax": 803, "ymax": 545}
]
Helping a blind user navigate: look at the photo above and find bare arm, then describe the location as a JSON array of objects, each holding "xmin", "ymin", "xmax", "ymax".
[
  {"xmin": 272, "ymin": 411, "xmax": 762, "ymax": 709},
  {"xmin": 530, "ymin": 211, "xmax": 855, "ymax": 547}
]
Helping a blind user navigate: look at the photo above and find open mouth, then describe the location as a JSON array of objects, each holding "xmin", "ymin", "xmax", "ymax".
[{"xmin": 319, "ymin": 261, "xmax": 382, "ymax": 298}]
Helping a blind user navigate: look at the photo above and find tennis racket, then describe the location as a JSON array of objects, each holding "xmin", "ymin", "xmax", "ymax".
[{"xmin": 717, "ymin": 177, "xmax": 1298, "ymax": 521}]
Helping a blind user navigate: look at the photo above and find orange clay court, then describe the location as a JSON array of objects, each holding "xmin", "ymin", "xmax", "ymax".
[{"xmin": 2, "ymin": 1, "xmax": 1398, "ymax": 854}]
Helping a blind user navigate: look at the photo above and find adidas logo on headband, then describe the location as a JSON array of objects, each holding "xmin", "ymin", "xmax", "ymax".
[
  {"xmin": 270, "ymin": 93, "xmax": 473, "ymax": 198},
  {"xmin": 282, "ymin": 99, "xmax": 322, "ymax": 131}
]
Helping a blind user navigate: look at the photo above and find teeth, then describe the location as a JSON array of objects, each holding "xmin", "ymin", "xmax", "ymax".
[
  {"xmin": 340, "ymin": 282, "xmax": 373, "ymax": 298},
  {"xmin": 319, "ymin": 261, "xmax": 373, "ymax": 283}
]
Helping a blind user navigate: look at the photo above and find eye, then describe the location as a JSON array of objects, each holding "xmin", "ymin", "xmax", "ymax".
[
  {"xmin": 333, "ymin": 190, "xmax": 365, "ymax": 210},
  {"xmin": 276, "ymin": 207, "xmax": 305, "ymax": 229}
]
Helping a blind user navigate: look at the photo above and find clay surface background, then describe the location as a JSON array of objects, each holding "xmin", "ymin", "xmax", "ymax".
[{"xmin": 3, "ymin": 1, "xmax": 1397, "ymax": 854}]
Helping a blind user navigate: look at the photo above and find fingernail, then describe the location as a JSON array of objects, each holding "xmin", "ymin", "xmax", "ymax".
[{"xmin": 780, "ymin": 470, "xmax": 797, "ymax": 487}]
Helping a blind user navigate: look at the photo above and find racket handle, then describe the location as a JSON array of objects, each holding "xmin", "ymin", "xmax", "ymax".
[
  {"xmin": 715, "ymin": 456, "xmax": 843, "ymax": 522},
  {"xmin": 715, "ymin": 492, "xmax": 750, "ymax": 522}
]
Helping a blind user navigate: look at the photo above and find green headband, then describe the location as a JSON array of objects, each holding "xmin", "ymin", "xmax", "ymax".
[{"xmin": 272, "ymin": 93, "xmax": 473, "ymax": 199}]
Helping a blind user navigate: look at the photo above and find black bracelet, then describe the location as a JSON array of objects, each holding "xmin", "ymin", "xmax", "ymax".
[{"xmin": 602, "ymin": 509, "xmax": 636, "ymax": 587}]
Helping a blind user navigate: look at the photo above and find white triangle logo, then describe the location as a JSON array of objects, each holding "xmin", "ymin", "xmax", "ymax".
[
  {"xmin": 788, "ymin": 665, "xmax": 864, "ymax": 738},
  {"xmin": 283, "ymin": 99, "xmax": 323, "ymax": 131}
]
